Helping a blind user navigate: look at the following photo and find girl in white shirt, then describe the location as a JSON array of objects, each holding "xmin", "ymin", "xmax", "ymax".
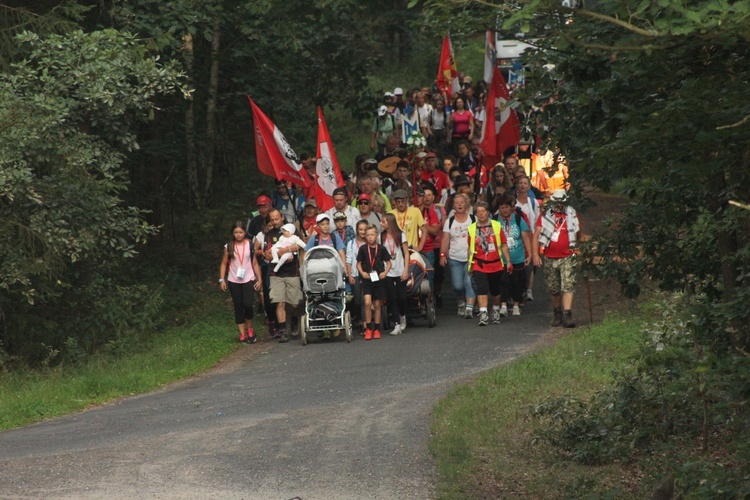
[{"xmin": 381, "ymin": 213, "xmax": 410, "ymax": 335}]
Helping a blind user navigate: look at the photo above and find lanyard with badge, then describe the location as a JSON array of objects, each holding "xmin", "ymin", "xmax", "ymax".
[
  {"xmin": 368, "ymin": 245, "xmax": 380, "ymax": 282},
  {"xmin": 501, "ymin": 217, "xmax": 516, "ymax": 249},
  {"xmin": 479, "ymin": 225, "xmax": 497, "ymax": 253},
  {"xmin": 551, "ymin": 214, "xmax": 565, "ymax": 242},
  {"xmin": 235, "ymin": 241, "xmax": 247, "ymax": 278}
]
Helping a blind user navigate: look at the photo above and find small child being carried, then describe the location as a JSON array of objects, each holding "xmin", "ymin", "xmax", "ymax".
[{"xmin": 271, "ymin": 223, "xmax": 305, "ymax": 272}]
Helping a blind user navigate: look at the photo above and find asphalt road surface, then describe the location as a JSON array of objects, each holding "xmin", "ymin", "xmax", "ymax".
[{"xmin": 0, "ymin": 287, "xmax": 553, "ymax": 499}]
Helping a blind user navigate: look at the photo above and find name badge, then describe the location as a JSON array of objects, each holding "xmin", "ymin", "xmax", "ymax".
[
  {"xmin": 551, "ymin": 229, "xmax": 561, "ymax": 242},
  {"xmin": 370, "ymin": 271, "xmax": 380, "ymax": 282},
  {"xmin": 236, "ymin": 268, "xmax": 246, "ymax": 278}
]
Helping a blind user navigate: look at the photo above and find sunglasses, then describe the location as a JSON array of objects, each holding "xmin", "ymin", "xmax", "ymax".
[{"xmin": 359, "ymin": 200, "xmax": 370, "ymax": 205}]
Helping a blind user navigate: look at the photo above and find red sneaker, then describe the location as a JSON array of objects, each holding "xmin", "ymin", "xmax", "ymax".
[
  {"xmin": 239, "ymin": 331, "xmax": 247, "ymax": 343},
  {"xmin": 364, "ymin": 329, "xmax": 373, "ymax": 340},
  {"xmin": 373, "ymin": 329, "xmax": 381, "ymax": 339},
  {"xmin": 246, "ymin": 328, "xmax": 256, "ymax": 344}
]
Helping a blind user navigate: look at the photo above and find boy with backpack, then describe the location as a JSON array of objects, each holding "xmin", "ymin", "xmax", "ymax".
[{"xmin": 495, "ymin": 194, "xmax": 533, "ymax": 317}]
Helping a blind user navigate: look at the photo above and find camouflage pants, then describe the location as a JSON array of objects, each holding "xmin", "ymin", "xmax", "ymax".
[{"xmin": 544, "ymin": 255, "xmax": 578, "ymax": 295}]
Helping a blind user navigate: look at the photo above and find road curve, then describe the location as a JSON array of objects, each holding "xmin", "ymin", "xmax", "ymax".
[{"xmin": 0, "ymin": 289, "xmax": 552, "ymax": 499}]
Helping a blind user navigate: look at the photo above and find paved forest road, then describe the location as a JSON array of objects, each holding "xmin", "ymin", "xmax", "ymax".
[{"xmin": 0, "ymin": 289, "xmax": 552, "ymax": 499}]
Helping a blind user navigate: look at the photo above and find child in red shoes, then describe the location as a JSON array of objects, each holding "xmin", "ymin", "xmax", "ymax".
[{"xmin": 356, "ymin": 225, "xmax": 391, "ymax": 340}]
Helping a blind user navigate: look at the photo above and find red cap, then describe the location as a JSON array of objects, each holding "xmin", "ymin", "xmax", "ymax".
[
  {"xmin": 358, "ymin": 193, "xmax": 372, "ymax": 201},
  {"xmin": 256, "ymin": 195, "xmax": 272, "ymax": 206},
  {"xmin": 425, "ymin": 152, "xmax": 438, "ymax": 159}
]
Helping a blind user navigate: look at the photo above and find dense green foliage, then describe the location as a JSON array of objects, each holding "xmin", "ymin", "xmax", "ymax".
[{"xmin": 424, "ymin": 0, "xmax": 750, "ymax": 495}]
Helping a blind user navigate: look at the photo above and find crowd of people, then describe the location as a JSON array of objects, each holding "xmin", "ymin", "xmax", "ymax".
[{"xmin": 219, "ymin": 75, "xmax": 584, "ymax": 344}]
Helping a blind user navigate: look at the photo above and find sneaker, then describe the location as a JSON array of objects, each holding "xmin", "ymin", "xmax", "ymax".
[
  {"xmin": 390, "ymin": 324, "xmax": 402, "ymax": 336},
  {"xmin": 478, "ymin": 311, "xmax": 489, "ymax": 326},
  {"xmin": 499, "ymin": 305, "xmax": 508, "ymax": 317},
  {"xmin": 491, "ymin": 309, "xmax": 501, "ymax": 324},
  {"xmin": 399, "ymin": 316, "xmax": 407, "ymax": 330},
  {"xmin": 270, "ymin": 327, "xmax": 282, "ymax": 339},
  {"xmin": 278, "ymin": 334, "xmax": 290, "ymax": 343},
  {"xmin": 246, "ymin": 328, "xmax": 257, "ymax": 343},
  {"xmin": 364, "ymin": 329, "xmax": 373, "ymax": 340},
  {"xmin": 512, "ymin": 305, "xmax": 521, "ymax": 316},
  {"xmin": 551, "ymin": 307, "xmax": 563, "ymax": 327},
  {"xmin": 526, "ymin": 289, "xmax": 534, "ymax": 301},
  {"xmin": 464, "ymin": 307, "xmax": 473, "ymax": 319},
  {"xmin": 457, "ymin": 303, "xmax": 466, "ymax": 317},
  {"xmin": 373, "ymin": 329, "xmax": 381, "ymax": 339},
  {"xmin": 239, "ymin": 331, "xmax": 247, "ymax": 343}
]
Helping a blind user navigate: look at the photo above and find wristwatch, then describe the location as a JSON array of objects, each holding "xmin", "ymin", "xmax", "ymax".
[{"xmin": 219, "ymin": 278, "xmax": 225, "ymax": 283}]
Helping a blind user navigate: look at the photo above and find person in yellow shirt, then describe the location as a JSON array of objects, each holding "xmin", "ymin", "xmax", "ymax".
[{"xmin": 389, "ymin": 189, "xmax": 427, "ymax": 251}]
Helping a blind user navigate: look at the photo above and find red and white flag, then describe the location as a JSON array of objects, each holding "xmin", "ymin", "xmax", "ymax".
[
  {"xmin": 248, "ymin": 97, "xmax": 311, "ymax": 187},
  {"xmin": 483, "ymin": 30, "xmax": 497, "ymax": 85},
  {"xmin": 480, "ymin": 67, "xmax": 520, "ymax": 162},
  {"xmin": 314, "ymin": 107, "xmax": 345, "ymax": 212},
  {"xmin": 435, "ymin": 34, "xmax": 460, "ymax": 98}
]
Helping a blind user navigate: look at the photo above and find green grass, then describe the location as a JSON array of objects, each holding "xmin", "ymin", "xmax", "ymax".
[
  {"xmin": 0, "ymin": 305, "xmax": 245, "ymax": 431},
  {"xmin": 430, "ymin": 314, "xmax": 647, "ymax": 499}
]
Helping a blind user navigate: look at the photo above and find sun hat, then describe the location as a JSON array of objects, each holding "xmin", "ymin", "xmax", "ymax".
[
  {"xmin": 453, "ymin": 174, "xmax": 472, "ymax": 187},
  {"xmin": 358, "ymin": 193, "xmax": 372, "ymax": 201},
  {"xmin": 550, "ymin": 189, "xmax": 569, "ymax": 202},
  {"xmin": 394, "ymin": 87, "xmax": 404, "ymax": 95},
  {"xmin": 392, "ymin": 189, "xmax": 408, "ymax": 199},
  {"xmin": 378, "ymin": 105, "xmax": 388, "ymax": 117},
  {"xmin": 304, "ymin": 199, "xmax": 317, "ymax": 208},
  {"xmin": 333, "ymin": 211, "xmax": 347, "ymax": 220},
  {"xmin": 281, "ymin": 223, "xmax": 296, "ymax": 234},
  {"xmin": 316, "ymin": 213, "xmax": 331, "ymax": 223}
]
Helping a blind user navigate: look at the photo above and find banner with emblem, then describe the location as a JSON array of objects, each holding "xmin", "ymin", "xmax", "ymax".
[
  {"xmin": 248, "ymin": 97, "xmax": 311, "ymax": 187},
  {"xmin": 315, "ymin": 107, "xmax": 345, "ymax": 212}
]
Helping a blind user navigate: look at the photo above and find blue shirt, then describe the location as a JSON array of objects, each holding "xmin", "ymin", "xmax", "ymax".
[
  {"xmin": 304, "ymin": 232, "xmax": 345, "ymax": 251},
  {"xmin": 494, "ymin": 213, "xmax": 529, "ymax": 265}
]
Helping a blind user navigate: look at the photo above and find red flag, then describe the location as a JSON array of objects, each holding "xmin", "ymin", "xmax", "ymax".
[
  {"xmin": 248, "ymin": 97, "xmax": 311, "ymax": 187},
  {"xmin": 435, "ymin": 34, "xmax": 460, "ymax": 99},
  {"xmin": 314, "ymin": 107, "xmax": 345, "ymax": 212},
  {"xmin": 480, "ymin": 68, "xmax": 520, "ymax": 163}
]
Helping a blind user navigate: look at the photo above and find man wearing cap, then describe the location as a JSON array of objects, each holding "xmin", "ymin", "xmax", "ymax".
[
  {"xmin": 371, "ymin": 105, "xmax": 399, "ymax": 154},
  {"xmin": 393, "ymin": 87, "xmax": 405, "ymax": 112},
  {"xmin": 384, "ymin": 92, "xmax": 402, "ymax": 122},
  {"xmin": 352, "ymin": 175, "xmax": 391, "ymax": 212},
  {"xmin": 246, "ymin": 193, "xmax": 273, "ymax": 239},
  {"xmin": 325, "ymin": 186, "xmax": 360, "ymax": 231},
  {"xmin": 532, "ymin": 189, "xmax": 585, "ymax": 328},
  {"xmin": 261, "ymin": 208, "xmax": 304, "ymax": 343},
  {"xmin": 420, "ymin": 152, "xmax": 449, "ymax": 199},
  {"xmin": 299, "ymin": 199, "xmax": 319, "ymax": 242},
  {"xmin": 389, "ymin": 189, "xmax": 427, "ymax": 250},
  {"xmin": 356, "ymin": 193, "xmax": 382, "ymax": 233},
  {"xmin": 304, "ymin": 213, "xmax": 346, "ymax": 265}
]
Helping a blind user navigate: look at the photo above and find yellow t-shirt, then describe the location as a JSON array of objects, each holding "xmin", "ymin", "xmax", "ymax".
[{"xmin": 389, "ymin": 207, "xmax": 425, "ymax": 247}]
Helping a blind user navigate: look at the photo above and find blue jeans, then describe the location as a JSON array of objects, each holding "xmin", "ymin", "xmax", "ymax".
[
  {"xmin": 448, "ymin": 258, "xmax": 476, "ymax": 301},
  {"xmin": 422, "ymin": 251, "xmax": 435, "ymax": 288}
]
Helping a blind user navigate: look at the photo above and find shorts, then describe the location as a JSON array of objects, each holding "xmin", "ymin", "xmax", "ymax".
[
  {"xmin": 269, "ymin": 276, "xmax": 304, "ymax": 305},
  {"xmin": 471, "ymin": 270, "xmax": 503, "ymax": 297},
  {"xmin": 361, "ymin": 278, "xmax": 387, "ymax": 301},
  {"xmin": 544, "ymin": 255, "xmax": 579, "ymax": 295}
]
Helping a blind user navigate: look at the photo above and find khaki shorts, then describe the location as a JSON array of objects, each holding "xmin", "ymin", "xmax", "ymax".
[
  {"xmin": 269, "ymin": 276, "xmax": 303, "ymax": 305},
  {"xmin": 543, "ymin": 255, "xmax": 578, "ymax": 295}
]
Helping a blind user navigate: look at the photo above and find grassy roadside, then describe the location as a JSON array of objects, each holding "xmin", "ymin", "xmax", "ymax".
[
  {"xmin": 430, "ymin": 314, "xmax": 647, "ymax": 498},
  {"xmin": 0, "ymin": 298, "xmax": 246, "ymax": 432}
]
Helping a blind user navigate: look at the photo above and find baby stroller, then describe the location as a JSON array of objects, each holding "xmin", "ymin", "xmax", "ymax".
[
  {"xmin": 299, "ymin": 246, "xmax": 353, "ymax": 345},
  {"xmin": 403, "ymin": 250, "xmax": 437, "ymax": 328}
]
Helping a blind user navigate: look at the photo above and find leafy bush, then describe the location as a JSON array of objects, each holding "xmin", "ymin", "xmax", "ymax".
[{"xmin": 530, "ymin": 293, "xmax": 750, "ymax": 495}]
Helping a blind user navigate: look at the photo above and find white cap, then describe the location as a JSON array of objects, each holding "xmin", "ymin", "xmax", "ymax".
[
  {"xmin": 394, "ymin": 87, "xmax": 403, "ymax": 95},
  {"xmin": 281, "ymin": 223, "xmax": 296, "ymax": 234},
  {"xmin": 316, "ymin": 213, "xmax": 331, "ymax": 223},
  {"xmin": 550, "ymin": 189, "xmax": 569, "ymax": 202},
  {"xmin": 378, "ymin": 105, "xmax": 388, "ymax": 116},
  {"xmin": 384, "ymin": 91, "xmax": 394, "ymax": 98}
]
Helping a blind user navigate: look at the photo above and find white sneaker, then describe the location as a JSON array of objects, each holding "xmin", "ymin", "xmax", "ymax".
[
  {"xmin": 478, "ymin": 311, "xmax": 489, "ymax": 326},
  {"xmin": 526, "ymin": 289, "xmax": 534, "ymax": 301},
  {"xmin": 491, "ymin": 308, "xmax": 501, "ymax": 324},
  {"xmin": 457, "ymin": 303, "xmax": 466, "ymax": 317},
  {"xmin": 499, "ymin": 305, "xmax": 508, "ymax": 317},
  {"xmin": 512, "ymin": 305, "xmax": 521, "ymax": 316},
  {"xmin": 464, "ymin": 307, "xmax": 473, "ymax": 319},
  {"xmin": 399, "ymin": 315, "xmax": 407, "ymax": 330},
  {"xmin": 389, "ymin": 324, "xmax": 402, "ymax": 336}
]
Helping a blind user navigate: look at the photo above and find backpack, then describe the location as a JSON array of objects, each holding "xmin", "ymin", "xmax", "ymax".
[{"xmin": 448, "ymin": 214, "xmax": 476, "ymax": 230}]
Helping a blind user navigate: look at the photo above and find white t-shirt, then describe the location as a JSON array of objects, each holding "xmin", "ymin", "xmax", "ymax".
[
  {"xmin": 382, "ymin": 233, "xmax": 408, "ymax": 277},
  {"xmin": 516, "ymin": 197, "xmax": 539, "ymax": 229},
  {"xmin": 443, "ymin": 214, "xmax": 474, "ymax": 262}
]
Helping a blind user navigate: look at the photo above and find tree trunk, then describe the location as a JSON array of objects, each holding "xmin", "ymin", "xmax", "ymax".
[
  {"xmin": 201, "ymin": 17, "xmax": 221, "ymax": 206},
  {"xmin": 183, "ymin": 34, "xmax": 201, "ymax": 207}
]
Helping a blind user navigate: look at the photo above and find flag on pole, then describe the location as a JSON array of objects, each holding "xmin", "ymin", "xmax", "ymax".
[
  {"xmin": 480, "ymin": 67, "xmax": 520, "ymax": 162},
  {"xmin": 315, "ymin": 107, "xmax": 345, "ymax": 212},
  {"xmin": 483, "ymin": 30, "xmax": 496, "ymax": 85},
  {"xmin": 248, "ymin": 97, "xmax": 311, "ymax": 187},
  {"xmin": 435, "ymin": 34, "xmax": 461, "ymax": 98},
  {"xmin": 401, "ymin": 109, "xmax": 421, "ymax": 142}
]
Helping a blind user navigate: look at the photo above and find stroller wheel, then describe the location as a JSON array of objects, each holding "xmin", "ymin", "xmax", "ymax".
[
  {"xmin": 300, "ymin": 315, "xmax": 308, "ymax": 346},
  {"xmin": 344, "ymin": 311, "xmax": 353, "ymax": 343},
  {"xmin": 428, "ymin": 301, "xmax": 437, "ymax": 328}
]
